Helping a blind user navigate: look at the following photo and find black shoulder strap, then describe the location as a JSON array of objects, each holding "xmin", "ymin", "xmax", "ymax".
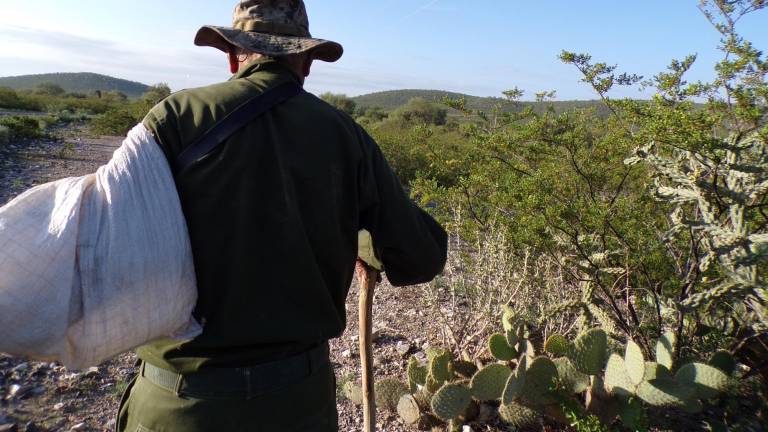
[{"xmin": 174, "ymin": 81, "xmax": 304, "ymax": 175}]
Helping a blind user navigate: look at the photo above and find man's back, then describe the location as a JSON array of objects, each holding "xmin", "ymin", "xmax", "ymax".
[{"xmin": 138, "ymin": 58, "xmax": 448, "ymax": 373}]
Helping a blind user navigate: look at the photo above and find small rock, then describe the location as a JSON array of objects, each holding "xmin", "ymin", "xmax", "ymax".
[
  {"xmin": 349, "ymin": 335, "xmax": 359, "ymax": 342},
  {"xmin": 11, "ymin": 363, "xmax": 28, "ymax": 373},
  {"xmin": 9, "ymin": 384, "xmax": 29, "ymax": 398},
  {"xmin": 84, "ymin": 367, "xmax": 99, "ymax": 377},
  {"xmin": 462, "ymin": 426, "xmax": 472, "ymax": 432},
  {"xmin": 69, "ymin": 423, "xmax": 86, "ymax": 432},
  {"xmin": 53, "ymin": 402, "xmax": 65, "ymax": 411},
  {"xmin": 103, "ymin": 419, "xmax": 115, "ymax": 429},
  {"xmin": 341, "ymin": 349, "xmax": 352, "ymax": 359},
  {"xmin": 395, "ymin": 341, "xmax": 411, "ymax": 356}
]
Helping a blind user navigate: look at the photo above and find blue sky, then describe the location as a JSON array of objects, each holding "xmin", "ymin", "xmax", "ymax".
[{"xmin": 0, "ymin": 1, "xmax": 766, "ymax": 100}]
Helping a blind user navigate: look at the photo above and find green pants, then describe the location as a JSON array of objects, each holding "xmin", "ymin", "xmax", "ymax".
[{"xmin": 116, "ymin": 363, "xmax": 338, "ymax": 432}]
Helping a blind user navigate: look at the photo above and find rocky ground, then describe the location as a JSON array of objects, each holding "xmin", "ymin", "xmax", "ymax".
[{"xmin": 0, "ymin": 122, "xmax": 496, "ymax": 432}]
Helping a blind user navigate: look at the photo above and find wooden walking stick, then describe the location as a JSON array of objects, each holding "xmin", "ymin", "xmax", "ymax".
[{"xmin": 356, "ymin": 230, "xmax": 382, "ymax": 432}]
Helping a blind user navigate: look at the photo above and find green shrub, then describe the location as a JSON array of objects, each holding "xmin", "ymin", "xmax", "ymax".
[
  {"xmin": 0, "ymin": 125, "xmax": 10, "ymax": 147},
  {"xmin": 0, "ymin": 116, "xmax": 45, "ymax": 140}
]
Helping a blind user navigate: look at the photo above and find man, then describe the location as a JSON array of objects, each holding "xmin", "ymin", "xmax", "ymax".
[{"xmin": 116, "ymin": 1, "xmax": 448, "ymax": 431}]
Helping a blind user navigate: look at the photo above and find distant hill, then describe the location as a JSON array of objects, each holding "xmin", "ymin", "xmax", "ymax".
[
  {"xmin": 352, "ymin": 89, "xmax": 611, "ymax": 116},
  {"xmin": 0, "ymin": 73, "xmax": 150, "ymax": 98}
]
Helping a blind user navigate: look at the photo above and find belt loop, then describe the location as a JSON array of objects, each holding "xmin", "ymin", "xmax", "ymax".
[
  {"xmin": 244, "ymin": 368, "xmax": 253, "ymax": 400},
  {"xmin": 173, "ymin": 372, "xmax": 184, "ymax": 397}
]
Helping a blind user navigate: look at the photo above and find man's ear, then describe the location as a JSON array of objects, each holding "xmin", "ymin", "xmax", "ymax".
[{"xmin": 228, "ymin": 50, "xmax": 239, "ymax": 74}]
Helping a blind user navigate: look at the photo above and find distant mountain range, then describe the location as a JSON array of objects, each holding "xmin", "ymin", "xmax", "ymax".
[
  {"xmin": 352, "ymin": 89, "xmax": 610, "ymax": 115},
  {"xmin": 0, "ymin": 73, "xmax": 610, "ymax": 114},
  {"xmin": 0, "ymin": 72, "xmax": 150, "ymax": 98}
]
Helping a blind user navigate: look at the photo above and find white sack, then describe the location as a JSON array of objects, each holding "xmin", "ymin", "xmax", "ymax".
[{"xmin": 0, "ymin": 123, "xmax": 201, "ymax": 369}]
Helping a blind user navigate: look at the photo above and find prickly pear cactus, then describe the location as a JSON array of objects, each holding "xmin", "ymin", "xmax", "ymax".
[
  {"xmin": 397, "ymin": 394, "xmax": 422, "ymax": 425},
  {"xmin": 520, "ymin": 356, "xmax": 559, "ymax": 406},
  {"xmin": 488, "ymin": 333, "xmax": 517, "ymax": 360},
  {"xmin": 502, "ymin": 356, "xmax": 527, "ymax": 405},
  {"xmin": 429, "ymin": 349, "xmax": 453, "ymax": 383},
  {"xmin": 624, "ymin": 340, "xmax": 646, "ymax": 386},
  {"xmin": 544, "ymin": 334, "xmax": 572, "ymax": 357},
  {"xmin": 636, "ymin": 378, "xmax": 694, "ymax": 407},
  {"xmin": 498, "ymin": 402, "xmax": 540, "ymax": 428},
  {"xmin": 375, "ymin": 378, "xmax": 409, "ymax": 411},
  {"xmin": 553, "ymin": 357, "xmax": 590, "ymax": 394},
  {"xmin": 470, "ymin": 363, "xmax": 511, "ymax": 401},
  {"xmin": 430, "ymin": 383, "xmax": 472, "ymax": 421},
  {"xmin": 569, "ymin": 328, "xmax": 608, "ymax": 375},
  {"xmin": 604, "ymin": 353, "xmax": 635, "ymax": 397},
  {"xmin": 408, "ymin": 357, "xmax": 428, "ymax": 393},
  {"xmin": 655, "ymin": 331, "xmax": 676, "ymax": 370},
  {"xmin": 675, "ymin": 362, "xmax": 729, "ymax": 399}
]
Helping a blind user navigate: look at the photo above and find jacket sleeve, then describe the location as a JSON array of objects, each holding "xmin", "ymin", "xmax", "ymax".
[{"xmin": 357, "ymin": 126, "xmax": 448, "ymax": 286}]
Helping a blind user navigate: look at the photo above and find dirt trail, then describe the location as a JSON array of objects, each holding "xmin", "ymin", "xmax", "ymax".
[{"xmin": 0, "ymin": 125, "xmax": 442, "ymax": 432}]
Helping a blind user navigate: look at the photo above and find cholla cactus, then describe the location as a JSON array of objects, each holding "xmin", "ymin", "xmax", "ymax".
[{"xmin": 626, "ymin": 133, "xmax": 768, "ymax": 331}]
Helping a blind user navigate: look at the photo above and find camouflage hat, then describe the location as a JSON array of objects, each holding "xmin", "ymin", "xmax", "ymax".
[{"xmin": 195, "ymin": 0, "xmax": 343, "ymax": 62}]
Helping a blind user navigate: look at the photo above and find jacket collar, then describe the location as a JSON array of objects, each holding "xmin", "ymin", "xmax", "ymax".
[{"xmin": 230, "ymin": 57, "xmax": 302, "ymax": 84}]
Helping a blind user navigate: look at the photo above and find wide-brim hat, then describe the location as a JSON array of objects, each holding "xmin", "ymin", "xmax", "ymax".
[{"xmin": 195, "ymin": 0, "xmax": 343, "ymax": 63}]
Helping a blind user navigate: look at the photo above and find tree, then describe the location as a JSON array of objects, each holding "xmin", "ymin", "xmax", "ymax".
[
  {"xmin": 319, "ymin": 92, "xmax": 357, "ymax": 116},
  {"xmin": 35, "ymin": 82, "xmax": 65, "ymax": 96},
  {"xmin": 391, "ymin": 97, "xmax": 447, "ymax": 126},
  {"xmin": 142, "ymin": 83, "xmax": 172, "ymax": 103}
]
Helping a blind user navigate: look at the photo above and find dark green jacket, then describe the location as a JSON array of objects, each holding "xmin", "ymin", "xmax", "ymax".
[{"xmin": 138, "ymin": 59, "xmax": 447, "ymax": 373}]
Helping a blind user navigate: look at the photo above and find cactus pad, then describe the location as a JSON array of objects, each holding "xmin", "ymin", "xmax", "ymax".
[
  {"xmin": 425, "ymin": 375, "xmax": 443, "ymax": 394},
  {"xmin": 570, "ymin": 328, "xmax": 608, "ymax": 375},
  {"xmin": 499, "ymin": 402, "xmax": 540, "ymax": 428},
  {"xmin": 708, "ymin": 350, "xmax": 736, "ymax": 375},
  {"xmin": 375, "ymin": 378, "xmax": 409, "ymax": 411},
  {"xmin": 624, "ymin": 340, "xmax": 646, "ymax": 386},
  {"xmin": 489, "ymin": 333, "xmax": 518, "ymax": 361},
  {"xmin": 520, "ymin": 356, "xmax": 559, "ymax": 406},
  {"xmin": 502, "ymin": 356, "xmax": 527, "ymax": 405},
  {"xmin": 604, "ymin": 353, "xmax": 635, "ymax": 397},
  {"xmin": 675, "ymin": 362, "xmax": 729, "ymax": 399},
  {"xmin": 544, "ymin": 334, "xmax": 572, "ymax": 357},
  {"xmin": 636, "ymin": 378, "xmax": 694, "ymax": 407},
  {"xmin": 655, "ymin": 331, "xmax": 676, "ymax": 370},
  {"xmin": 470, "ymin": 364, "xmax": 512, "ymax": 401},
  {"xmin": 553, "ymin": 357, "xmax": 589, "ymax": 394},
  {"xmin": 397, "ymin": 394, "xmax": 421, "ymax": 425},
  {"xmin": 643, "ymin": 362, "xmax": 672, "ymax": 381},
  {"xmin": 431, "ymin": 383, "xmax": 472, "ymax": 421},
  {"xmin": 408, "ymin": 357, "xmax": 428, "ymax": 393},
  {"xmin": 429, "ymin": 350, "xmax": 453, "ymax": 383}
]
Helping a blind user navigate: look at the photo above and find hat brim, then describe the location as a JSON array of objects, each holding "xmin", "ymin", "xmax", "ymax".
[{"xmin": 195, "ymin": 26, "xmax": 343, "ymax": 63}]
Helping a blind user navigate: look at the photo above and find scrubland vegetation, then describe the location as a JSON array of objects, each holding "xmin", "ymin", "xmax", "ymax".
[{"xmin": 338, "ymin": 1, "xmax": 768, "ymax": 430}]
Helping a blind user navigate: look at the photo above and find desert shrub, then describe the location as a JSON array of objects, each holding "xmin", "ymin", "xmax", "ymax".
[
  {"xmin": 0, "ymin": 87, "xmax": 34, "ymax": 110},
  {"xmin": 0, "ymin": 125, "xmax": 10, "ymax": 147},
  {"xmin": 90, "ymin": 106, "xmax": 144, "ymax": 136},
  {"xmin": 0, "ymin": 116, "xmax": 45, "ymax": 140},
  {"xmin": 34, "ymin": 82, "xmax": 66, "ymax": 96}
]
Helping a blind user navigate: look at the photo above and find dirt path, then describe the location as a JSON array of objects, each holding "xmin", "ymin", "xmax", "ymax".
[{"xmin": 0, "ymin": 126, "xmax": 451, "ymax": 432}]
